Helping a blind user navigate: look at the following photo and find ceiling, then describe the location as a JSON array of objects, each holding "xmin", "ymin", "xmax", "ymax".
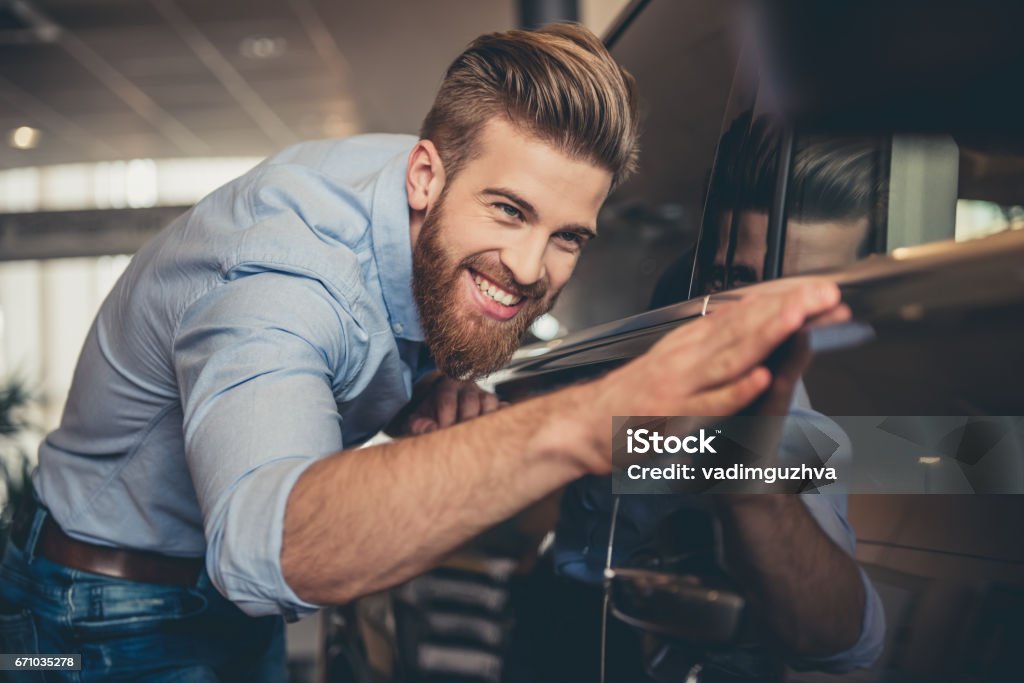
[{"xmin": 0, "ymin": 0, "xmax": 518, "ymax": 170}]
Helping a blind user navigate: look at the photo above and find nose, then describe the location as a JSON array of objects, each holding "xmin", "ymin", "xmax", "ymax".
[{"xmin": 499, "ymin": 229, "xmax": 548, "ymax": 286}]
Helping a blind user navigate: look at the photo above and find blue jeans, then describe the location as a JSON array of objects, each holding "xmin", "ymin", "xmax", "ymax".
[{"xmin": 0, "ymin": 504, "xmax": 287, "ymax": 682}]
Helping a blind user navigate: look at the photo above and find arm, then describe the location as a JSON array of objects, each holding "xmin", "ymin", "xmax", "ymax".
[
  {"xmin": 715, "ymin": 495, "xmax": 866, "ymax": 657},
  {"xmin": 282, "ymin": 278, "xmax": 843, "ymax": 604},
  {"xmin": 712, "ymin": 326, "xmax": 883, "ymax": 668},
  {"xmin": 174, "ymin": 272, "xmax": 354, "ymax": 618},
  {"xmin": 282, "ymin": 382, "xmax": 598, "ymax": 604}
]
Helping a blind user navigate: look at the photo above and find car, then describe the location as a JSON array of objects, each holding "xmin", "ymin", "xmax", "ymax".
[{"xmin": 489, "ymin": 1, "xmax": 1024, "ymax": 681}]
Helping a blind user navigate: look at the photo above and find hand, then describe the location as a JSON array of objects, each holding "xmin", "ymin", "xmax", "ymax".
[
  {"xmin": 388, "ymin": 372, "xmax": 502, "ymax": 436},
  {"xmin": 749, "ymin": 295, "xmax": 851, "ymax": 417},
  {"xmin": 584, "ymin": 278, "xmax": 844, "ymax": 473}
]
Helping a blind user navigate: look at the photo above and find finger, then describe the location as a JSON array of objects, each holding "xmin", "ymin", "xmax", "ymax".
[
  {"xmin": 410, "ymin": 417, "xmax": 439, "ymax": 435},
  {"xmin": 687, "ymin": 366, "xmax": 773, "ymax": 416},
  {"xmin": 672, "ymin": 300, "xmax": 794, "ymax": 393},
  {"xmin": 481, "ymin": 392, "xmax": 500, "ymax": 414},
  {"xmin": 458, "ymin": 387, "xmax": 483, "ymax": 421},
  {"xmin": 657, "ymin": 288, "xmax": 787, "ymax": 360},
  {"xmin": 753, "ymin": 332, "xmax": 813, "ymax": 416},
  {"xmin": 806, "ymin": 302, "xmax": 852, "ymax": 329},
  {"xmin": 714, "ymin": 281, "xmax": 839, "ymax": 352},
  {"xmin": 729, "ymin": 275, "xmax": 837, "ymax": 303},
  {"xmin": 690, "ymin": 285, "xmax": 840, "ymax": 390},
  {"xmin": 436, "ymin": 380, "xmax": 460, "ymax": 428},
  {"xmin": 788, "ymin": 278, "xmax": 842, "ymax": 319},
  {"xmin": 756, "ymin": 302, "xmax": 849, "ymax": 411},
  {"xmin": 776, "ymin": 331, "xmax": 813, "ymax": 386}
]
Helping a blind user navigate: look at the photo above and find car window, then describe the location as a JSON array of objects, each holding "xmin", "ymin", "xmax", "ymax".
[
  {"xmin": 954, "ymin": 142, "xmax": 1024, "ymax": 240},
  {"xmin": 692, "ymin": 111, "xmax": 890, "ymax": 295},
  {"xmin": 535, "ymin": 0, "xmax": 743, "ymax": 340},
  {"xmin": 782, "ymin": 131, "xmax": 890, "ymax": 273},
  {"xmin": 795, "ymin": 132, "xmax": 1024, "ymax": 257},
  {"xmin": 694, "ymin": 124, "xmax": 1024, "ymax": 297}
]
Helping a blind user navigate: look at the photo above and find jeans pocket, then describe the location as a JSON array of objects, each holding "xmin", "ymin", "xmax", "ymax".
[
  {"xmin": 72, "ymin": 586, "xmax": 209, "ymax": 639},
  {"xmin": 0, "ymin": 608, "xmax": 47, "ymax": 682}
]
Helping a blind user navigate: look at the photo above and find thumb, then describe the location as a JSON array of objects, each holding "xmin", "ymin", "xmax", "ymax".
[{"xmin": 410, "ymin": 417, "xmax": 439, "ymax": 435}]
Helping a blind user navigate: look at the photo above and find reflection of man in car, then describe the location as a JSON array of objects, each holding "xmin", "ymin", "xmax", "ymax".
[
  {"xmin": 512, "ymin": 113, "xmax": 887, "ymax": 682},
  {"xmin": 698, "ymin": 113, "xmax": 885, "ymax": 293}
]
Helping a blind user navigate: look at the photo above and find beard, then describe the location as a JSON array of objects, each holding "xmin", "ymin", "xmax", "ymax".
[{"xmin": 412, "ymin": 194, "xmax": 558, "ymax": 380}]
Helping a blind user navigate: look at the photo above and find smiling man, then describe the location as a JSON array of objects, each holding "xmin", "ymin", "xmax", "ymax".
[
  {"xmin": 409, "ymin": 115, "xmax": 608, "ymax": 381},
  {"xmin": 1, "ymin": 24, "xmax": 856, "ymax": 682}
]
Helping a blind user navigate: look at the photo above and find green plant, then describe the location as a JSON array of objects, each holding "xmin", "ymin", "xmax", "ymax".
[{"xmin": 0, "ymin": 376, "xmax": 36, "ymax": 545}]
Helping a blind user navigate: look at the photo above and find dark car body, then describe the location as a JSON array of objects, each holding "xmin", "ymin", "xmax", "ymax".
[
  {"xmin": 490, "ymin": 1, "xmax": 1024, "ymax": 680},
  {"xmin": 322, "ymin": 3, "xmax": 1024, "ymax": 682}
]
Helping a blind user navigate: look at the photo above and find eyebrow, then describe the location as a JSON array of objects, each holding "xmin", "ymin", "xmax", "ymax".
[{"xmin": 481, "ymin": 186, "xmax": 598, "ymax": 239}]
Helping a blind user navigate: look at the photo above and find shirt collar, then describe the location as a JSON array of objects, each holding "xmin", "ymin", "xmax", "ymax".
[{"xmin": 370, "ymin": 144, "xmax": 424, "ymax": 342}]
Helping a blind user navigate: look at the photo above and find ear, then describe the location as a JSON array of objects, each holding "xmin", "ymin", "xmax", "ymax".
[{"xmin": 406, "ymin": 139, "xmax": 446, "ymax": 213}]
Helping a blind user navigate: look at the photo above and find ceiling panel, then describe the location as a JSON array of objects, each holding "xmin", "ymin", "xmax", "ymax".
[{"xmin": 0, "ymin": 0, "xmax": 516, "ymax": 169}]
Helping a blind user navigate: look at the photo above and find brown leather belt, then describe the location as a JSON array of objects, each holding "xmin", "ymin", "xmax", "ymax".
[{"xmin": 30, "ymin": 513, "xmax": 203, "ymax": 588}]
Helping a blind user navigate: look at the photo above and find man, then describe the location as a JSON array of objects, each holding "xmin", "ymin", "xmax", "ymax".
[
  {"xmin": 1, "ymin": 24, "xmax": 857, "ymax": 681},
  {"xmin": 696, "ymin": 112, "xmax": 885, "ymax": 293},
  {"xmin": 553, "ymin": 111, "xmax": 885, "ymax": 682}
]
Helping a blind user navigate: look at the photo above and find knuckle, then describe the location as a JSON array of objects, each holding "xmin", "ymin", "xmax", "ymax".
[{"xmin": 710, "ymin": 353, "xmax": 738, "ymax": 379}]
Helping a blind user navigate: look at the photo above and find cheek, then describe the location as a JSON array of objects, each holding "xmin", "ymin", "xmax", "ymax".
[
  {"xmin": 445, "ymin": 216, "xmax": 509, "ymax": 257},
  {"xmin": 545, "ymin": 250, "xmax": 579, "ymax": 291},
  {"xmin": 734, "ymin": 241, "xmax": 766, "ymax": 270}
]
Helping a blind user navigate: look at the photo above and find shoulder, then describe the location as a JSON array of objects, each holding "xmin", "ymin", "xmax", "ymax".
[
  {"xmin": 231, "ymin": 134, "xmax": 416, "ymax": 258},
  {"xmin": 264, "ymin": 134, "xmax": 419, "ymax": 174},
  {"xmin": 173, "ymin": 270, "xmax": 381, "ymax": 392}
]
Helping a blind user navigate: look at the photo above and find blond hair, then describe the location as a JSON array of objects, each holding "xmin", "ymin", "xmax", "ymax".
[{"xmin": 420, "ymin": 23, "xmax": 640, "ymax": 189}]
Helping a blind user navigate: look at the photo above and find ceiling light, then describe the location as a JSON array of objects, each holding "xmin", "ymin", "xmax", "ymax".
[
  {"xmin": 8, "ymin": 126, "xmax": 41, "ymax": 150},
  {"xmin": 322, "ymin": 113, "xmax": 355, "ymax": 137},
  {"xmin": 240, "ymin": 36, "xmax": 288, "ymax": 59}
]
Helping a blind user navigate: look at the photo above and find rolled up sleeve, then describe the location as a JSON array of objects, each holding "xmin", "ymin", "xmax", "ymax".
[
  {"xmin": 173, "ymin": 271, "xmax": 361, "ymax": 619},
  {"xmin": 785, "ymin": 385, "xmax": 885, "ymax": 671},
  {"xmin": 795, "ymin": 493, "xmax": 886, "ymax": 672}
]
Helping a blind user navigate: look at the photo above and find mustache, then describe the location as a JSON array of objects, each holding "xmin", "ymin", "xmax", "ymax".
[{"xmin": 461, "ymin": 255, "xmax": 549, "ymax": 300}]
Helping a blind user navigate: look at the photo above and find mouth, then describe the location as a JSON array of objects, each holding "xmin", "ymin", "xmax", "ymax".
[{"xmin": 464, "ymin": 268, "xmax": 527, "ymax": 321}]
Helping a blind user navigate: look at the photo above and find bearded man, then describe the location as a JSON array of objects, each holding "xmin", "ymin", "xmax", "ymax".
[{"xmin": 0, "ymin": 24, "xmax": 865, "ymax": 682}]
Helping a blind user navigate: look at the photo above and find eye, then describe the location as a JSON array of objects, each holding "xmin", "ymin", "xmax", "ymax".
[
  {"xmin": 554, "ymin": 231, "xmax": 585, "ymax": 247},
  {"xmin": 493, "ymin": 202, "xmax": 524, "ymax": 221}
]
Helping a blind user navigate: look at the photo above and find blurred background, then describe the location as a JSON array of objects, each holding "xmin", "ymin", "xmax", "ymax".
[
  {"xmin": 0, "ymin": 0, "xmax": 629, "ymax": 435},
  {"xmin": 0, "ymin": 1, "xmax": 628, "ymax": 678},
  {"xmin": 3, "ymin": 1, "xmax": 1024, "ymax": 681}
]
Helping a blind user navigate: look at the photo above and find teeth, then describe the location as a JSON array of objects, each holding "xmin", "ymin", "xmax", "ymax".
[{"xmin": 473, "ymin": 273, "xmax": 522, "ymax": 307}]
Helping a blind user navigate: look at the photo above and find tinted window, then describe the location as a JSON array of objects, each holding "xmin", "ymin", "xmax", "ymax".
[
  {"xmin": 538, "ymin": 0, "xmax": 742, "ymax": 338},
  {"xmin": 783, "ymin": 131, "xmax": 889, "ymax": 274},
  {"xmin": 693, "ymin": 112, "xmax": 890, "ymax": 295},
  {"xmin": 955, "ymin": 143, "xmax": 1024, "ymax": 240},
  {"xmin": 857, "ymin": 134, "xmax": 1024, "ymax": 253}
]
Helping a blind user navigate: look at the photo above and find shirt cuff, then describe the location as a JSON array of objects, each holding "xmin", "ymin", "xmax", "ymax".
[
  {"xmin": 789, "ymin": 565, "xmax": 886, "ymax": 673},
  {"xmin": 203, "ymin": 455, "xmax": 324, "ymax": 620}
]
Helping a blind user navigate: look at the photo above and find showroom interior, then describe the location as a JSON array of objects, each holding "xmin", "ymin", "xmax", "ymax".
[{"xmin": 1, "ymin": 1, "xmax": 1023, "ymax": 682}]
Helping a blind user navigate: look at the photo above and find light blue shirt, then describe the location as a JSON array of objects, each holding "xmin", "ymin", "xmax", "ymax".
[
  {"xmin": 553, "ymin": 388, "xmax": 886, "ymax": 673},
  {"xmin": 35, "ymin": 134, "xmax": 424, "ymax": 620}
]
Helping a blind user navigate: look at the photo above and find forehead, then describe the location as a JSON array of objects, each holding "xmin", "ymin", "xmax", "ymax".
[{"xmin": 457, "ymin": 117, "xmax": 612, "ymax": 220}]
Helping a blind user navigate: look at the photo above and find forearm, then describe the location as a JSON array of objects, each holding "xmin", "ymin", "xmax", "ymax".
[
  {"xmin": 281, "ymin": 278, "xmax": 844, "ymax": 606},
  {"xmin": 281, "ymin": 383, "xmax": 602, "ymax": 604},
  {"xmin": 715, "ymin": 495, "xmax": 865, "ymax": 657}
]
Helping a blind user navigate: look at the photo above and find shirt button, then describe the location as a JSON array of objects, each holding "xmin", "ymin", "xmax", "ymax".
[{"xmin": 392, "ymin": 323, "xmax": 403, "ymax": 334}]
